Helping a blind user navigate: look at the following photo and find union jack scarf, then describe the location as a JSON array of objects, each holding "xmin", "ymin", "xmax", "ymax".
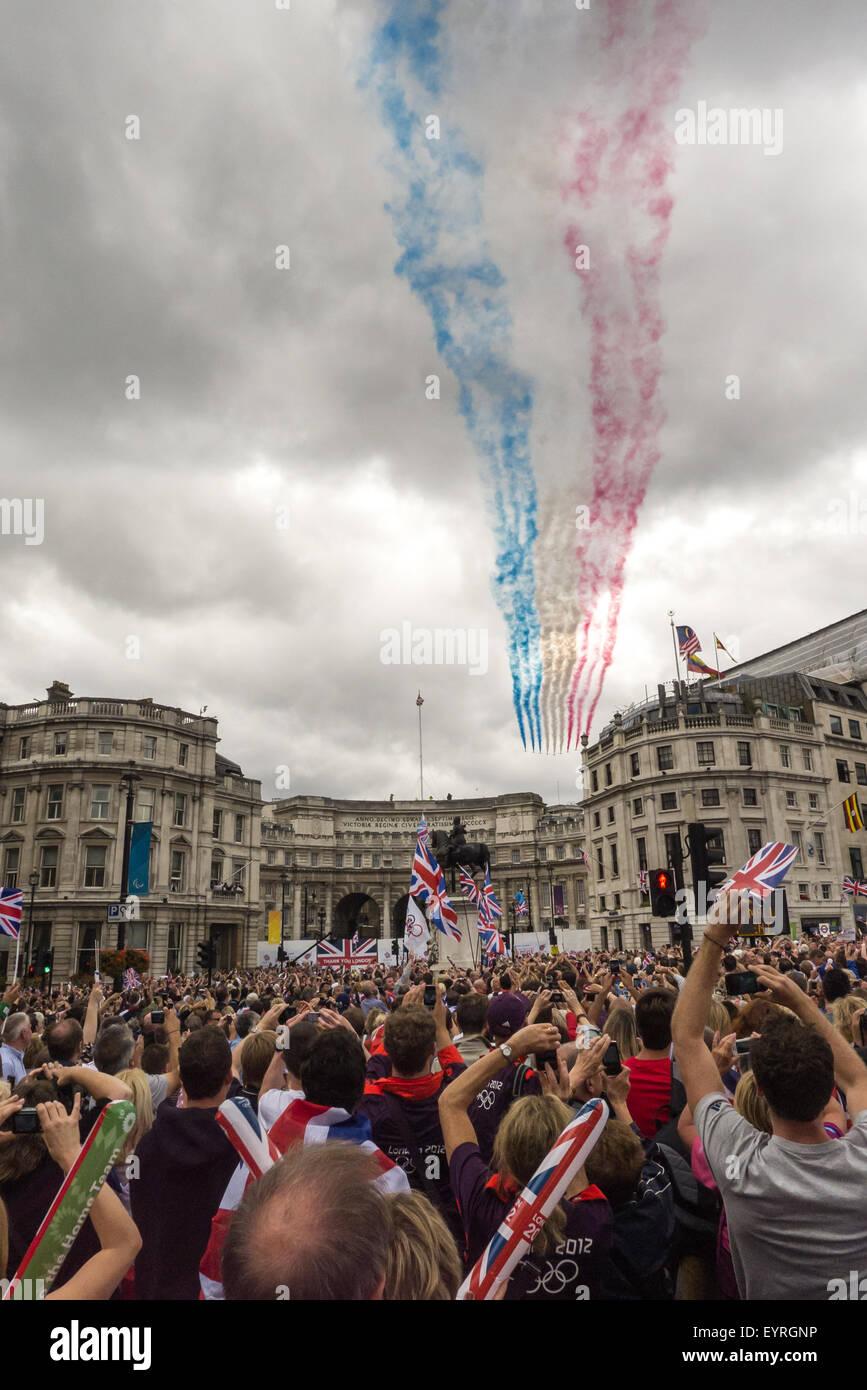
[
  {"xmin": 457, "ymin": 1098, "xmax": 608, "ymax": 1301},
  {"xmin": 200, "ymin": 1095, "xmax": 409, "ymax": 1300}
]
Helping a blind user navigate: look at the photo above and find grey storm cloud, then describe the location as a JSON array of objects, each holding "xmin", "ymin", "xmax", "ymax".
[{"xmin": 1, "ymin": 0, "xmax": 866, "ymax": 802}]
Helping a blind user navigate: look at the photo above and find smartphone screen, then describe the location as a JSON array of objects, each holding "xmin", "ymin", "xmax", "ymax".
[{"xmin": 603, "ymin": 1040, "xmax": 621, "ymax": 1076}]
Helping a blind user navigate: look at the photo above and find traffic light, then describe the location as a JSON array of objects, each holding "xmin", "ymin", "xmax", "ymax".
[
  {"xmin": 649, "ymin": 869, "xmax": 678, "ymax": 917},
  {"xmin": 42, "ymin": 948, "xmax": 53, "ymax": 985},
  {"xmin": 687, "ymin": 823, "xmax": 728, "ymax": 916},
  {"xmin": 195, "ymin": 941, "xmax": 213, "ymax": 973}
]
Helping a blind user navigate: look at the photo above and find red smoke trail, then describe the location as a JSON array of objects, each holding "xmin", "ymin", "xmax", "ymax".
[{"xmin": 561, "ymin": 0, "xmax": 705, "ymax": 748}]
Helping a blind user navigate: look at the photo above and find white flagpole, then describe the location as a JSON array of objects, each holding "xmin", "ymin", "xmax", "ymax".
[
  {"xmin": 668, "ymin": 611, "xmax": 682, "ymax": 692},
  {"xmin": 12, "ymin": 934, "xmax": 20, "ymax": 982},
  {"xmin": 417, "ymin": 692, "xmax": 424, "ymax": 800}
]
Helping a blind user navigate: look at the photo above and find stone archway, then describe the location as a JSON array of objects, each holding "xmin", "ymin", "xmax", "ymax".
[
  {"xmin": 333, "ymin": 892, "xmax": 382, "ymax": 937},
  {"xmin": 392, "ymin": 893, "xmax": 411, "ymax": 936}
]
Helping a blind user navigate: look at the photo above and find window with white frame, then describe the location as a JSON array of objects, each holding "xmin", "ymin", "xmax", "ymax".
[
  {"xmin": 170, "ymin": 851, "xmax": 185, "ymax": 892},
  {"xmin": 4, "ymin": 846, "xmax": 20, "ymax": 888},
  {"xmin": 135, "ymin": 787, "xmax": 155, "ymax": 823},
  {"xmin": 143, "ymin": 735, "xmax": 157, "ymax": 760},
  {"xmin": 46, "ymin": 785, "xmax": 64, "ymax": 820},
  {"xmin": 84, "ymin": 845, "xmax": 107, "ymax": 887},
  {"xmin": 39, "ymin": 844, "xmax": 58, "ymax": 888},
  {"xmin": 90, "ymin": 786, "xmax": 111, "ymax": 820},
  {"xmin": 167, "ymin": 923, "xmax": 183, "ymax": 973},
  {"xmin": 98, "ymin": 731, "xmax": 114, "ymax": 755}
]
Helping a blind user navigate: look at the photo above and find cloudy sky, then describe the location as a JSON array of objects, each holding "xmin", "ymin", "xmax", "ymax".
[{"xmin": 2, "ymin": 0, "xmax": 867, "ymax": 806}]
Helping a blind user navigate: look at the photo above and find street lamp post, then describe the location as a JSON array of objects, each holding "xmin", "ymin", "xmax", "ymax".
[
  {"xmin": 117, "ymin": 767, "xmax": 141, "ymax": 952},
  {"xmin": 25, "ymin": 870, "xmax": 39, "ymax": 974}
]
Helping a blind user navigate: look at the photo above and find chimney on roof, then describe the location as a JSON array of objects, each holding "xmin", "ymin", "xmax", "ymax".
[
  {"xmin": 46, "ymin": 682, "xmax": 72, "ymax": 701},
  {"xmin": 657, "ymin": 683, "xmax": 667, "ymax": 714}
]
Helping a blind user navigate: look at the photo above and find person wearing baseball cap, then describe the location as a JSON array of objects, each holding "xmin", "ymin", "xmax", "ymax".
[
  {"xmin": 467, "ymin": 992, "xmax": 541, "ymax": 1162},
  {"xmin": 486, "ymin": 992, "xmax": 529, "ymax": 1042}
]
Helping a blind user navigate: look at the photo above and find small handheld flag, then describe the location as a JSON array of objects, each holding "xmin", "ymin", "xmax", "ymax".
[
  {"xmin": 457, "ymin": 1098, "xmax": 609, "ymax": 1301},
  {"xmin": 843, "ymin": 876, "xmax": 867, "ymax": 898},
  {"xmin": 718, "ymin": 841, "xmax": 797, "ymax": 907},
  {"xmin": 514, "ymin": 890, "xmax": 528, "ymax": 917},
  {"xmin": 123, "ymin": 967, "xmax": 141, "ymax": 991}
]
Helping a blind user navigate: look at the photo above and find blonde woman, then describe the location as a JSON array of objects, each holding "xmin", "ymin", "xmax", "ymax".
[
  {"xmin": 732, "ymin": 1069, "xmax": 772, "ymax": 1135},
  {"xmin": 113, "ymin": 1068, "xmax": 155, "ymax": 1212},
  {"xmin": 830, "ymin": 994, "xmax": 864, "ymax": 1046},
  {"xmin": 603, "ymin": 1005, "xmax": 638, "ymax": 1062},
  {"xmin": 383, "ymin": 1191, "xmax": 462, "ymax": 1300},
  {"xmin": 439, "ymin": 1021, "xmax": 613, "ymax": 1299}
]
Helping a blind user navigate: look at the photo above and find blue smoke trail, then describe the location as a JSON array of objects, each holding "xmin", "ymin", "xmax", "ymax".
[{"xmin": 361, "ymin": 0, "xmax": 543, "ymax": 749}]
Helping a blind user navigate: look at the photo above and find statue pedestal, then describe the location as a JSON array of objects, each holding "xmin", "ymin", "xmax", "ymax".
[{"xmin": 434, "ymin": 898, "xmax": 480, "ymax": 971}]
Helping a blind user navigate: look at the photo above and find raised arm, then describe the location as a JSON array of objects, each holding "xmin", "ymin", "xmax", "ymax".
[
  {"xmin": 82, "ymin": 983, "xmax": 103, "ymax": 1047},
  {"xmin": 670, "ymin": 895, "xmax": 732, "ymax": 1113}
]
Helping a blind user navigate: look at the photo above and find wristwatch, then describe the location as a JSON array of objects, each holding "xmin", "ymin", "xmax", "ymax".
[{"xmin": 499, "ymin": 1043, "xmax": 513, "ymax": 1062}]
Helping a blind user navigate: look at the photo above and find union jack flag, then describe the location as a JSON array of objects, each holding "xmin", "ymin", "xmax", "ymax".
[
  {"xmin": 482, "ymin": 865, "xmax": 502, "ymax": 920},
  {"xmin": 457, "ymin": 1098, "xmax": 609, "ymax": 1301},
  {"xmin": 409, "ymin": 834, "xmax": 441, "ymax": 900},
  {"xmin": 428, "ymin": 880, "xmax": 461, "ymax": 941},
  {"xmin": 579, "ymin": 849, "xmax": 590, "ymax": 870},
  {"xmin": 459, "ymin": 867, "xmax": 481, "ymax": 903},
  {"xmin": 417, "ymin": 812, "xmax": 429, "ymax": 845},
  {"xmin": 478, "ymin": 923, "xmax": 506, "ymax": 960},
  {"xmin": 0, "ymin": 887, "xmax": 23, "ymax": 940},
  {"xmin": 316, "ymin": 939, "xmax": 377, "ymax": 967},
  {"xmin": 842, "ymin": 876, "xmax": 867, "ymax": 898},
  {"xmin": 409, "ymin": 836, "xmax": 461, "ymax": 941},
  {"xmin": 123, "ymin": 968, "xmax": 141, "ymax": 991},
  {"xmin": 514, "ymin": 890, "xmax": 528, "ymax": 917},
  {"xmin": 718, "ymin": 841, "xmax": 797, "ymax": 905},
  {"xmin": 676, "ymin": 624, "xmax": 701, "ymax": 656},
  {"xmin": 638, "ymin": 869, "xmax": 648, "ymax": 896}
]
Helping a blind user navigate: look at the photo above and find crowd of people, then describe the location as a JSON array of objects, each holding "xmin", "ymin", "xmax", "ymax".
[{"xmin": 2, "ymin": 893, "xmax": 867, "ymax": 1301}]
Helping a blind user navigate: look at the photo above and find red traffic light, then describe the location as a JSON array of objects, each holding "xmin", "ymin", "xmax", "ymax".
[{"xmin": 657, "ymin": 871, "xmax": 669, "ymax": 890}]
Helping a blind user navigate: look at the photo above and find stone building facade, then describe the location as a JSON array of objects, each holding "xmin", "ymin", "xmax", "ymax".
[
  {"xmin": 0, "ymin": 683, "xmax": 262, "ymax": 979},
  {"xmin": 580, "ymin": 669, "xmax": 867, "ymax": 950}
]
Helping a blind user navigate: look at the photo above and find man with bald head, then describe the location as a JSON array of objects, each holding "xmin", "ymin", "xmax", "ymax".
[
  {"xmin": 223, "ymin": 1143, "xmax": 392, "ymax": 1301},
  {"xmin": 44, "ymin": 1016, "xmax": 84, "ymax": 1066}
]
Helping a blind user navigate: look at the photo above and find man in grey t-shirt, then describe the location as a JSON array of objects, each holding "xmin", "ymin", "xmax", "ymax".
[{"xmin": 672, "ymin": 890, "xmax": 867, "ymax": 1301}]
